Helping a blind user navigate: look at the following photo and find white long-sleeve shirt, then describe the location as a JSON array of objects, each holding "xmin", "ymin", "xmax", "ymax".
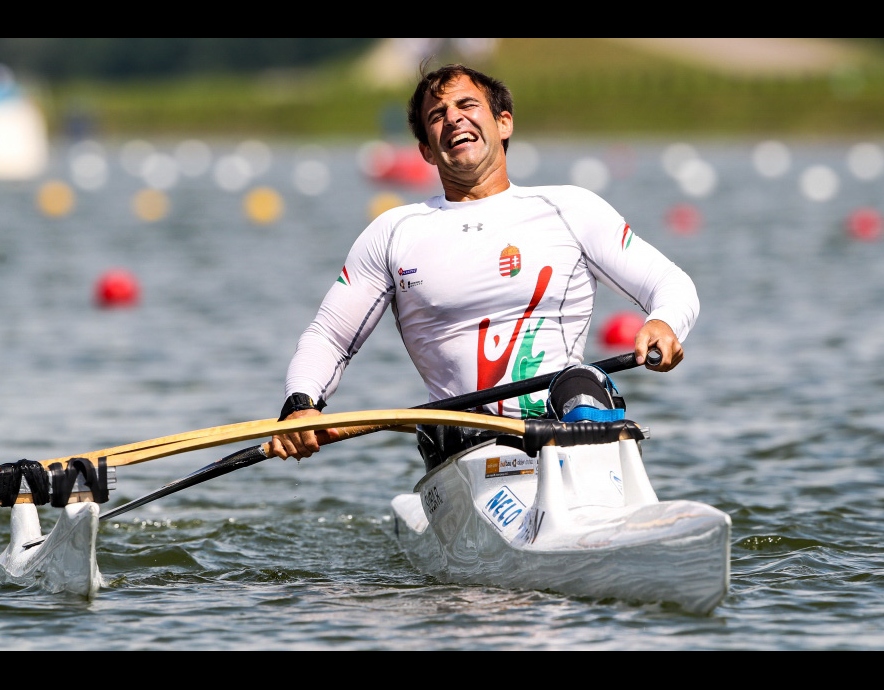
[{"xmin": 286, "ymin": 183, "xmax": 699, "ymax": 418}]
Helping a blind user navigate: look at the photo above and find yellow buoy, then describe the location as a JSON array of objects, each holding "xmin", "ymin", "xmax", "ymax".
[
  {"xmin": 244, "ymin": 186, "xmax": 284, "ymax": 224},
  {"xmin": 132, "ymin": 188, "xmax": 170, "ymax": 222},
  {"xmin": 36, "ymin": 180, "xmax": 75, "ymax": 218},
  {"xmin": 368, "ymin": 192, "xmax": 404, "ymax": 221}
]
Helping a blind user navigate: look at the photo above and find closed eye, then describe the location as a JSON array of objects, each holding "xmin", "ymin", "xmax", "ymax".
[{"xmin": 426, "ymin": 98, "xmax": 483, "ymax": 125}]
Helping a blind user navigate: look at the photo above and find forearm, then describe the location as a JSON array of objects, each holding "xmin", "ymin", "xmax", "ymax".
[
  {"xmin": 643, "ymin": 262, "xmax": 700, "ymax": 343},
  {"xmin": 284, "ymin": 322, "xmax": 349, "ymax": 403},
  {"xmin": 283, "ymin": 280, "xmax": 392, "ymax": 404}
]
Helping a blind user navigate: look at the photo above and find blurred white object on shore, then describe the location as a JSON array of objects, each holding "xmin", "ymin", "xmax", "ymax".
[{"xmin": 0, "ymin": 64, "xmax": 48, "ymax": 181}]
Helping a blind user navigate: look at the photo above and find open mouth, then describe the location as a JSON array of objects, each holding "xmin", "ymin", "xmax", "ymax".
[{"xmin": 448, "ymin": 132, "xmax": 477, "ymax": 149}]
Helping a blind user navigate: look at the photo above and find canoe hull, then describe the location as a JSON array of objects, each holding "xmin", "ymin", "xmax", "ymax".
[{"xmin": 391, "ymin": 438, "xmax": 731, "ymax": 615}]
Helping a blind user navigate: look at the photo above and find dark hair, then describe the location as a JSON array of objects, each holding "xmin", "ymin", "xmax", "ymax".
[{"xmin": 407, "ymin": 62, "xmax": 514, "ymax": 153}]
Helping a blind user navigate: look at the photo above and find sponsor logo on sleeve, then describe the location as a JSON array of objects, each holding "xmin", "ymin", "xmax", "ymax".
[{"xmin": 397, "ymin": 267, "xmax": 421, "ymax": 291}]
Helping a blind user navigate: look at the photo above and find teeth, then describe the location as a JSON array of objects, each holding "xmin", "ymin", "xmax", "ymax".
[{"xmin": 450, "ymin": 133, "xmax": 474, "ymax": 147}]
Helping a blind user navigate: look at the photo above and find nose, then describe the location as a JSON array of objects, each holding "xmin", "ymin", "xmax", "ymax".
[{"xmin": 443, "ymin": 107, "xmax": 462, "ymax": 127}]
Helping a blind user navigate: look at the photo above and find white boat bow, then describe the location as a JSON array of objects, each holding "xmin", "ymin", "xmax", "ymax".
[
  {"xmin": 390, "ymin": 423, "xmax": 731, "ymax": 615},
  {"xmin": 0, "ymin": 501, "xmax": 102, "ymax": 598},
  {"xmin": 0, "ymin": 458, "xmax": 113, "ymax": 598}
]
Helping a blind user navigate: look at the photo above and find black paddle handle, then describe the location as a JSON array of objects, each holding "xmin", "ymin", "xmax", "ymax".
[{"xmin": 416, "ymin": 349, "xmax": 660, "ymax": 412}]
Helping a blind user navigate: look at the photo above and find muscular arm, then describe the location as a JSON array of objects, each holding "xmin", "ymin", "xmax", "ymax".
[
  {"xmin": 269, "ymin": 282, "xmax": 392, "ymax": 460},
  {"xmin": 271, "ymin": 216, "xmax": 397, "ymax": 460},
  {"xmin": 569, "ymin": 189, "xmax": 699, "ymax": 370}
]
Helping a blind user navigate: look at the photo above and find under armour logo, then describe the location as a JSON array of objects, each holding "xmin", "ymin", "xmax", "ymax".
[{"xmin": 462, "ymin": 223, "xmax": 483, "ymax": 232}]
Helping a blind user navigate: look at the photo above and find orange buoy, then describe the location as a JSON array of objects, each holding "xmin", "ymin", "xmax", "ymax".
[
  {"xmin": 599, "ymin": 311, "xmax": 644, "ymax": 348},
  {"xmin": 95, "ymin": 269, "xmax": 140, "ymax": 308}
]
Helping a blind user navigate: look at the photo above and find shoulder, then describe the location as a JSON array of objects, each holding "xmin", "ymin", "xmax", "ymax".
[
  {"xmin": 367, "ymin": 196, "xmax": 444, "ymax": 230},
  {"xmin": 511, "ymin": 183, "xmax": 622, "ymax": 218},
  {"xmin": 513, "ymin": 183, "xmax": 604, "ymax": 203}
]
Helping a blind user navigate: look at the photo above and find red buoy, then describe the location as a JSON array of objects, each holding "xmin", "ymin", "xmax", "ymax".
[
  {"xmin": 599, "ymin": 311, "xmax": 645, "ymax": 348},
  {"xmin": 95, "ymin": 269, "xmax": 140, "ymax": 308},
  {"xmin": 665, "ymin": 203, "xmax": 702, "ymax": 235},
  {"xmin": 384, "ymin": 148, "xmax": 435, "ymax": 186},
  {"xmin": 365, "ymin": 143, "xmax": 435, "ymax": 187},
  {"xmin": 846, "ymin": 207, "xmax": 882, "ymax": 242}
]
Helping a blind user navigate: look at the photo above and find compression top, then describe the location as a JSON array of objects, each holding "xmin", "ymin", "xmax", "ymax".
[{"xmin": 285, "ymin": 183, "xmax": 699, "ymax": 418}]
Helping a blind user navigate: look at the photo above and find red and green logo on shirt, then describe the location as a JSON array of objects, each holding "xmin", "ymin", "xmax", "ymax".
[{"xmin": 499, "ymin": 245, "xmax": 521, "ymax": 278}]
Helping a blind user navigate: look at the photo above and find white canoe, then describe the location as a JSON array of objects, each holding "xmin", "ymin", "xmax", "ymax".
[
  {"xmin": 390, "ymin": 428, "xmax": 731, "ymax": 615},
  {"xmin": 0, "ymin": 501, "xmax": 103, "ymax": 599}
]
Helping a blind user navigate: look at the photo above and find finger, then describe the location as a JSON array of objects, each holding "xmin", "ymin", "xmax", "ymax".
[
  {"xmin": 273, "ymin": 432, "xmax": 315, "ymax": 460},
  {"xmin": 299, "ymin": 429, "xmax": 321, "ymax": 455},
  {"xmin": 269, "ymin": 435, "xmax": 295, "ymax": 460},
  {"xmin": 317, "ymin": 427, "xmax": 340, "ymax": 444},
  {"xmin": 633, "ymin": 337, "xmax": 650, "ymax": 365}
]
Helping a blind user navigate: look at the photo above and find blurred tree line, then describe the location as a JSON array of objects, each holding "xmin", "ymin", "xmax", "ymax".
[
  {"xmin": 4, "ymin": 38, "xmax": 884, "ymax": 138},
  {"xmin": 0, "ymin": 38, "xmax": 378, "ymax": 82}
]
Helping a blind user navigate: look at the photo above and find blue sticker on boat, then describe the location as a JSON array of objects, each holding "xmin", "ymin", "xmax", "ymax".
[
  {"xmin": 483, "ymin": 485, "xmax": 527, "ymax": 531},
  {"xmin": 514, "ymin": 506, "xmax": 544, "ymax": 545}
]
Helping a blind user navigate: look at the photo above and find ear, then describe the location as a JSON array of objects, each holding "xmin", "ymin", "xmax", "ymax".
[
  {"xmin": 418, "ymin": 142, "xmax": 437, "ymax": 166},
  {"xmin": 497, "ymin": 111, "xmax": 513, "ymax": 143}
]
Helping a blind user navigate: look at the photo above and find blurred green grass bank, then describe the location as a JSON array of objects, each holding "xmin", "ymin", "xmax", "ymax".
[{"xmin": 7, "ymin": 38, "xmax": 884, "ymax": 140}]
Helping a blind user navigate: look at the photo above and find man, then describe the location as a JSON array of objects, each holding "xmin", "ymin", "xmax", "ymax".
[{"xmin": 269, "ymin": 63, "xmax": 699, "ymax": 468}]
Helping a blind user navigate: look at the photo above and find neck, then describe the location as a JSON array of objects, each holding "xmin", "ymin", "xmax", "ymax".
[{"xmin": 440, "ymin": 163, "xmax": 511, "ymax": 202}]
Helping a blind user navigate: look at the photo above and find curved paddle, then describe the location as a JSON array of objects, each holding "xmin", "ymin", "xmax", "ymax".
[
  {"xmin": 99, "ymin": 411, "xmax": 521, "ymax": 521},
  {"xmin": 97, "ymin": 349, "xmax": 659, "ymax": 520},
  {"xmin": 36, "ymin": 349, "xmax": 656, "ymax": 470}
]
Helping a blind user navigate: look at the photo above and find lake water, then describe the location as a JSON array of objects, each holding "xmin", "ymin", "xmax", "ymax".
[{"xmin": 1, "ymin": 133, "xmax": 883, "ymax": 650}]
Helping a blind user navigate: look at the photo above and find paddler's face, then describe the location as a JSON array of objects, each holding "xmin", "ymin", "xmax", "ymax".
[{"xmin": 418, "ymin": 74, "xmax": 512, "ymax": 181}]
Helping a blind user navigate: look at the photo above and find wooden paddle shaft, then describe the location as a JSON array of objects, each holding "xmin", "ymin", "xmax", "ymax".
[
  {"xmin": 39, "ymin": 410, "xmax": 525, "ymax": 469},
  {"xmin": 38, "ymin": 417, "xmax": 280, "ymax": 467}
]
